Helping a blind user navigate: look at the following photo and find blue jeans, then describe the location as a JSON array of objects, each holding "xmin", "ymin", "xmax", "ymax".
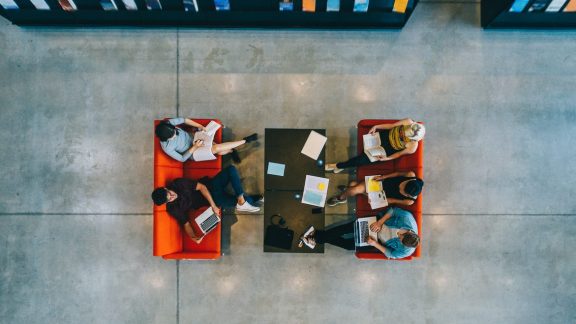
[{"xmin": 207, "ymin": 166, "xmax": 254, "ymax": 208}]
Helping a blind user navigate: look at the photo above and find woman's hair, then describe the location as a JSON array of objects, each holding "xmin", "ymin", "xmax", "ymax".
[
  {"xmin": 401, "ymin": 232, "xmax": 420, "ymax": 248},
  {"xmin": 151, "ymin": 188, "xmax": 168, "ymax": 205},
  {"xmin": 155, "ymin": 121, "xmax": 176, "ymax": 142},
  {"xmin": 406, "ymin": 123, "xmax": 425, "ymax": 142},
  {"xmin": 405, "ymin": 178, "xmax": 424, "ymax": 197}
]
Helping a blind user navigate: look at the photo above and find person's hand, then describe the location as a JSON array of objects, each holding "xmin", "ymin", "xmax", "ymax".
[
  {"xmin": 193, "ymin": 235, "xmax": 205, "ymax": 244},
  {"xmin": 370, "ymin": 222, "xmax": 382, "ymax": 233},
  {"xmin": 376, "ymin": 155, "xmax": 387, "ymax": 161},
  {"xmin": 200, "ymin": 126, "xmax": 207, "ymax": 132},
  {"xmin": 211, "ymin": 205, "xmax": 221, "ymax": 217},
  {"xmin": 369, "ymin": 126, "xmax": 378, "ymax": 134},
  {"xmin": 193, "ymin": 139, "xmax": 204, "ymax": 148},
  {"xmin": 367, "ymin": 237, "xmax": 377, "ymax": 246}
]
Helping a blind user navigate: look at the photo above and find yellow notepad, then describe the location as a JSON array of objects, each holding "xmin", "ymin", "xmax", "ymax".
[
  {"xmin": 393, "ymin": 0, "xmax": 409, "ymax": 13},
  {"xmin": 303, "ymin": 0, "xmax": 316, "ymax": 12}
]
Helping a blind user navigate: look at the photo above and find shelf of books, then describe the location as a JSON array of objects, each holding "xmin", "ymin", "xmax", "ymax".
[
  {"xmin": 482, "ymin": 0, "xmax": 576, "ymax": 28},
  {"xmin": 0, "ymin": 0, "xmax": 419, "ymax": 28}
]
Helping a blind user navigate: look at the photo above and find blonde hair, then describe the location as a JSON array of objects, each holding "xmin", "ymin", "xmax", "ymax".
[{"xmin": 406, "ymin": 123, "xmax": 425, "ymax": 142}]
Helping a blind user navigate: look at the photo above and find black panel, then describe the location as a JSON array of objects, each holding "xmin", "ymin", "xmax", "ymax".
[{"xmin": 230, "ymin": 0, "xmax": 276, "ymax": 11}]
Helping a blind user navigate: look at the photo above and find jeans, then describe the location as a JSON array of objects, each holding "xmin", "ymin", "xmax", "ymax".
[
  {"xmin": 315, "ymin": 220, "xmax": 356, "ymax": 251},
  {"xmin": 207, "ymin": 166, "xmax": 254, "ymax": 208}
]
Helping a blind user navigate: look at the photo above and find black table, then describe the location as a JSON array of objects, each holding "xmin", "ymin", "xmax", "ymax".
[{"xmin": 264, "ymin": 128, "xmax": 326, "ymax": 253}]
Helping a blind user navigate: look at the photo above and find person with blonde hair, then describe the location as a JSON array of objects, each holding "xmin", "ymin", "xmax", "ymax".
[{"xmin": 325, "ymin": 118, "xmax": 425, "ymax": 173}]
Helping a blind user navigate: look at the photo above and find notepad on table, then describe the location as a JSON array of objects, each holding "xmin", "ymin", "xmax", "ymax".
[{"xmin": 301, "ymin": 131, "xmax": 327, "ymax": 160}]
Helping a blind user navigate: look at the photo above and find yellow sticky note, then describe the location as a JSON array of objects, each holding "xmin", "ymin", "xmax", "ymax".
[
  {"xmin": 367, "ymin": 179, "xmax": 380, "ymax": 192},
  {"xmin": 317, "ymin": 183, "xmax": 326, "ymax": 191}
]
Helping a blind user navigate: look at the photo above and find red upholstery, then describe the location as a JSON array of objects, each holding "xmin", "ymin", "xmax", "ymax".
[
  {"xmin": 355, "ymin": 119, "xmax": 424, "ymax": 261},
  {"xmin": 153, "ymin": 119, "xmax": 223, "ymax": 260}
]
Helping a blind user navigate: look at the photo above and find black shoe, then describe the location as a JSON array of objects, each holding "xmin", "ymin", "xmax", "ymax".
[
  {"xmin": 243, "ymin": 133, "xmax": 258, "ymax": 143},
  {"xmin": 231, "ymin": 149, "xmax": 241, "ymax": 163}
]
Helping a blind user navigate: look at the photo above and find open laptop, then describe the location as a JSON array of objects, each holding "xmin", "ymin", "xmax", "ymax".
[
  {"xmin": 354, "ymin": 216, "xmax": 378, "ymax": 247},
  {"xmin": 194, "ymin": 207, "xmax": 220, "ymax": 235}
]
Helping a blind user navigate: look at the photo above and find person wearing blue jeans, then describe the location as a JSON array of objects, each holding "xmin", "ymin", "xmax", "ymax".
[{"xmin": 151, "ymin": 166, "xmax": 262, "ymax": 243}]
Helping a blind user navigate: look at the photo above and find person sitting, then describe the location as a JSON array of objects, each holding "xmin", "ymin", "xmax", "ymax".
[
  {"xmin": 300, "ymin": 207, "xmax": 420, "ymax": 259},
  {"xmin": 151, "ymin": 166, "xmax": 262, "ymax": 243},
  {"xmin": 155, "ymin": 117, "xmax": 258, "ymax": 163},
  {"xmin": 327, "ymin": 171, "xmax": 423, "ymax": 206},
  {"xmin": 325, "ymin": 118, "xmax": 425, "ymax": 173}
]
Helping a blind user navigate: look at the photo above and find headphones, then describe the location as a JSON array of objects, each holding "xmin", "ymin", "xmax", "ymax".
[{"xmin": 270, "ymin": 214, "xmax": 287, "ymax": 227}]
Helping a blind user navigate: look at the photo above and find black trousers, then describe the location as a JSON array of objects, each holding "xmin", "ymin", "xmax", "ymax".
[
  {"xmin": 336, "ymin": 154, "xmax": 372, "ymax": 169},
  {"xmin": 315, "ymin": 220, "xmax": 356, "ymax": 251}
]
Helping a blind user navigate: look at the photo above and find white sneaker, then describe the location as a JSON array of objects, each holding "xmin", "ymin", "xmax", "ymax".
[
  {"xmin": 236, "ymin": 201, "xmax": 260, "ymax": 213},
  {"xmin": 325, "ymin": 164, "xmax": 344, "ymax": 174}
]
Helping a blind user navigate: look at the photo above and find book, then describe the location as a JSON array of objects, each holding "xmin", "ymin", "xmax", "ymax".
[
  {"xmin": 302, "ymin": 175, "xmax": 329, "ymax": 207},
  {"xmin": 192, "ymin": 121, "xmax": 222, "ymax": 162},
  {"xmin": 327, "ymin": 0, "xmax": 339, "ymax": 11},
  {"xmin": 303, "ymin": 0, "xmax": 315, "ymax": 12},
  {"xmin": 353, "ymin": 0, "xmax": 368, "ymax": 12},
  {"xmin": 122, "ymin": 0, "xmax": 138, "ymax": 10},
  {"xmin": 100, "ymin": 0, "xmax": 118, "ymax": 10},
  {"xmin": 279, "ymin": 0, "xmax": 293, "ymax": 11},
  {"xmin": 365, "ymin": 176, "xmax": 388, "ymax": 210},
  {"xmin": 214, "ymin": 0, "xmax": 230, "ymax": 10},
  {"xmin": 29, "ymin": 0, "xmax": 50, "ymax": 9},
  {"xmin": 58, "ymin": 0, "xmax": 77, "ymax": 11},
  {"xmin": 362, "ymin": 133, "xmax": 387, "ymax": 162},
  {"xmin": 392, "ymin": 0, "xmax": 408, "ymax": 13},
  {"xmin": 545, "ymin": 0, "xmax": 568, "ymax": 11},
  {"xmin": 564, "ymin": 0, "xmax": 576, "ymax": 11},
  {"xmin": 183, "ymin": 0, "xmax": 198, "ymax": 11},
  {"xmin": 509, "ymin": 0, "xmax": 530, "ymax": 12},
  {"xmin": 528, "ymin": 0, "xmax": 551, "ymax": 12}
]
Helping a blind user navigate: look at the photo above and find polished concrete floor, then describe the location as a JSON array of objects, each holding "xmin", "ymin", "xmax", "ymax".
[{"xmin": 1, "ymin": 1, "xmax": 576, "ymax": 324}]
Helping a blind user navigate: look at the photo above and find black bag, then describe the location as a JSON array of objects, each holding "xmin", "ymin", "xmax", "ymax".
[{"xmin": 264, "ymin": 215, "xmax": 294, "ymax": 250}]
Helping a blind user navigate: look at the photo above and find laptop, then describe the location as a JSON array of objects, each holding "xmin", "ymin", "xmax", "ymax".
[
  {"xmin": 194, "ymin": 207, "xmax": 220, "ymax": 235},
  {"xmin": 354, "ymin": 216, "xmax": 378, "ymax": 247}
]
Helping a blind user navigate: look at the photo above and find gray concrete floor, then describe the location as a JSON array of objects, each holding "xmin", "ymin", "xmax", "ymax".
[{"xmin": 1, "ymin": 2, "xmax": 576, "ymax": 324}]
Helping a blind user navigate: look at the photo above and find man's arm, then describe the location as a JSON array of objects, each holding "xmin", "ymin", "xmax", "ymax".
[
  {"xmin": 387, "ymin": 198, "xmax": 414, "ymax": 206},
  {"xmin": 184, "ymin": 118, "xmax": 206, "ymax": 131},
  {"xmin": 183, "ymin": 222, "xmax": 204, "ymax": 244},
  {"xmin": 374, "ymin": 171, "xmax": 414, "ymax": 181},
  {"xmin": 196, "ymin": 183, "xmax": 221, "ymax": 216}
]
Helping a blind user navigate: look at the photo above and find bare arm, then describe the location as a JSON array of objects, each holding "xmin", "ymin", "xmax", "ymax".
[
  {"xmin": 374, "ymin": 171, "xmax": 414, "ymax": 181},
  {"xmin": 196, "ymin": 183, "xmax": 221, "ymax": 215},
  {"xmin": 387, "ymin": 198, "xmax": 415, "ymax": 206},
  {"xmin": 183, "ymin": 222, "xmax": 204, "ymax": 244},
  {"xmin": 184, "ymin": 118, "xmax": 206, "ymax": 130},
  {"xmin": 370, "ymin": 208, "xmax": 394, "ymax": 232},
  {"xmin": 372, "ymin": 118, "xmax": 414, "ymax": 131},
  {"xmin": 367, "ymin": 237, "xmax": 390, "ymax": 256}
]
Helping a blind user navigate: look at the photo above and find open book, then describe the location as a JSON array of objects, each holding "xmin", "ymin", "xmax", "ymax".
[
  {"xmin": 192, "ymin": 121, "xmax": 221, "ymax": 161},
  {"xmin": 365, "ymin": 175, "xmax": 388, "ymax": 210},
  {"xmin": 363, "ymin": 133, "xmax": 387, "ymax": 162}
]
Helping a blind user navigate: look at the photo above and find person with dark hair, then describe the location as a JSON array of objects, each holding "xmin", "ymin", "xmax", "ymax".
[
  {"xmin": 300, "ymin": 207, "xmax": 420, "ymax": 259},
  {"xmin": 327, "ymin": 171, "xmax": 423, "ymax": 207},
  {"xmin": 151, "ymin": 165, "xmax": 262, "ymax": 243},
  {"xmin": 325, "ymin": 118, "xmax": 425, "ymax": 173},
  {"xmin": 156, "ymin": 118, "xmax": 258, "ymax": 163}
]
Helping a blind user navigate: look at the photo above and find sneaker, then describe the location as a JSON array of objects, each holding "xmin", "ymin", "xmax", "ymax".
[
  {"xmin": 327, "ymin": 195, "xmax": 347, "ymax": 207},
  {"xmin": 243, "ymin": 133, "xmax": 258, "ymax": 143},
  {"xmin": 231, "ymin": 149, "xmax": 241, "ymax": 163},
  {"xmin": 250, "ymin": 194, "xmax": 264, "ymax": 205},
  {"xmin": 325, "ymin": 164, "xmax": 344, "ymax": 174},
  {"xmin": 236, "ymin": 201, "xmax": 260, "ymax": 213}
]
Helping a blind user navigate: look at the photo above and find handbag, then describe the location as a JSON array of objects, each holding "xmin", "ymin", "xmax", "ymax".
[{"xmin": 264, "ymin": 215, "xmax": 294, "ymax": 250}]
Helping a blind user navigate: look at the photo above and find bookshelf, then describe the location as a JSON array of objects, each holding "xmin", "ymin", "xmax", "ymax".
[
  {"xmin": 482, "ymin": 0, "xmax": 576, "ymax": 28},
  {"xmin": 0, "ymin": 0, "xmax": 419, "ymax": 28}
]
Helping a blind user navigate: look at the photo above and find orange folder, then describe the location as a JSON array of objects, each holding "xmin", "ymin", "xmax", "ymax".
[
  {"xmin": 393, "ymin": 0, "xmax": 409, "ymax": 13},
  {"xmin": 565, "ymin": 0, "xmax": 576, "ymax": 11},
  {"xmin": 303, "ymin": 0, "xmax": 316, "ymax": 12}
]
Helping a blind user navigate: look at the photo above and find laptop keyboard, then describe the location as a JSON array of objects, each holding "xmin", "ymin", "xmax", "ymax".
[
  {"xmin": 360, "ymin": 221, "xmax": 369, "ymax": 242},
  {"xmin": 200, "ymin": 214, "xmax": 219, "ymax": 233}
]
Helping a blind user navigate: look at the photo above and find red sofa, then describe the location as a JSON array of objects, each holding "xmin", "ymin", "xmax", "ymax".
[
  {"xmin": 153, "ymin": 119, "xmax": 222, "ymax": 260},
  {"xmin": 355, "ymin": 119, "xmax": 424, "ymax": 261}
]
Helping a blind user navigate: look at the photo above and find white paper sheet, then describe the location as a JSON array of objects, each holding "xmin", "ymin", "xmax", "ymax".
[
  {"xmin": 302, "ymin": 175, "xmax": 329, "ymax": 207},
  {"xmin": 301, "ymin": 131, "xmax": 327, "ymax": 160}
]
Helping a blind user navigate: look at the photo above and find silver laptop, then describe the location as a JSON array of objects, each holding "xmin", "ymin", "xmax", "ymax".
[
  {"xmin": 194, "ymin": 207, "xmax": 220, "ymax": 235},
  {"xmin": 354, "ymin": 216, "xmax": 378, "ymax": 247}
]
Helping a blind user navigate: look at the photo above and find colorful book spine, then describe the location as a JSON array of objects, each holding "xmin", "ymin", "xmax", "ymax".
[
  {"xmin": 546, "ymin": 0, "xmax": 568, "ymax": 11},
  {"xmin": 0, "ymin": 0, "xmax": 18, "ymax": 9},
  {"xmin": 279, "ymin": 0, "xmax": 293, "ymax": 11},
  {"xmin": 392, "ymin": 0, "xmax": 409, "ymax": 13},
  {"xmin": 353, "ymin": 0, "xmax": 368, "ymax": 12},
  {"xmin": 29, "ymin": 0, "xmax": 50, "ymax": 9},
  {"xmin": 122, "ymin": 0, "xmax": 137, "ymax": 10},
  {"xmin": 528, "ymin": 0, "xmax": 551, "ymax": 12},
  {"xmin": 58, "ymin": 0, "xmax": 77, "ymax": 11},
  {"xmin": 564, "ymin": 0, "xmax": 576, "ymax": 11},
  {"xmin": 214, "ymin": 0, "xmax": 230, "ymax": 10},
  {"xmin": 509, "ymin": 0, "xmax": 530, "ymax": 12},
  {"xmin": 145, "ymin": 0, "xmax": 162, "ymax": 9},
  {"xmin": 327, "ymin": 0, "xmax": 339, "ymax": 11},
  {"xmin": 183, "ymin": 0, "xmax": 198, "ymax": 11},
  {"xmin": 100, "ymin": 0, "xmax": 118, "ymax": 10},
  {"xmin": 303, "ymin": 0, "xmax": 315, "ymax": 12}
]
